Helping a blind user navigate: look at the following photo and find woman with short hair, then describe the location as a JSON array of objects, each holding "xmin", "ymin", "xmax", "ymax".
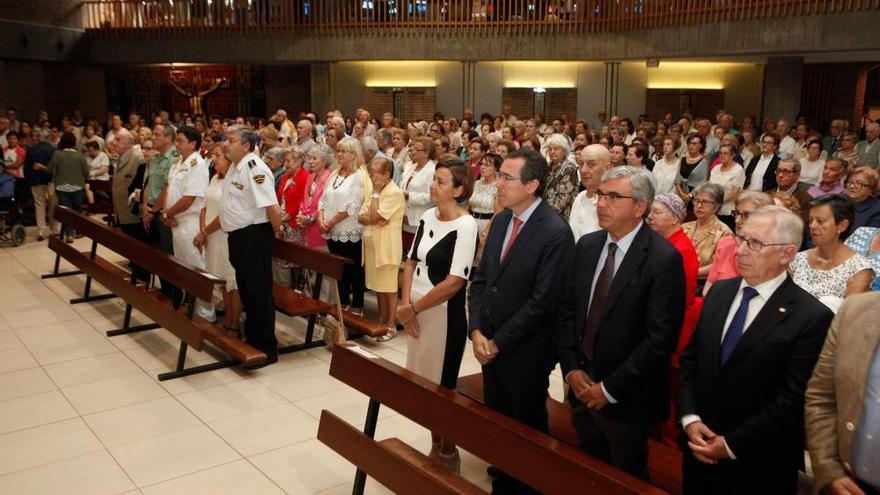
[
  {"xmin": 845, "ymin": 166, "xmax": 880, "ymax": 229},
  {"xmin": 709, "ymin": 143, "xmax": 746, "ymax": 230},
  {"xmin": 543, "ymin": 133, "xmax": 580, "ymax": 220},
  {"xmin": 704, "ymin": 191, "xmax": 772, "ymax": 295},
  {"xmin": 791, "ymin": 194, "xmax": 874, "ymax": 311},
  {"xmin": 683, "ymin": 182, "xmax": 733, "ymax": 293},
  {"xmin": 48, "ymin": 132, "xmax": 90, "ymax": 243},
  {"xmin": 401, "ymin": 136, "xmax": 437, "ymax": 227},
  {"xmin": 297, "ymin": 144, "xmax": 335, "ymax": 250}
]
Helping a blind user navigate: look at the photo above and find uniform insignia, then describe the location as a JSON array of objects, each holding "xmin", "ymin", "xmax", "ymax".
[
  {"xmin": 232, "ymin": 181, "xmax": 244, "ymax": 190},
  {"xmin": 254, "ymin": 174, "xmax": 266, "ymax": 184},
  {"xmin": 190, "ymin": 158, "xmax": 197, "ymax": 166},
  {"xmin": 248, "ymin": 159, "xmax": 257, "ymax": 169}
]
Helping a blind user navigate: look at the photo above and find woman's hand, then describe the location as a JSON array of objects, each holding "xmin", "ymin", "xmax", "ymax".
[
  {"xmin": 295, "ymin": 213, "xmax": 309, "ymax": 227},
  {"xmin": 192, "ymin": 231, "xmax": 207, "ymax": 252},
  {"xmin": 397, "ymin": 303, "xmax": 420, "ymax": 338}
]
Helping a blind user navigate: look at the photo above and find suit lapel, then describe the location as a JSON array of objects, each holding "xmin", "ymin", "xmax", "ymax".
[
  {"xmin": 486, "ymin": 209, "xmax": 512, "ymax": 284},
  {"xmin": 722, "ymin": 277, "xmax": 796, "ymax": 369},
  {"xmin": 494, "ymin": 202, "xmax": 546, "ymax": 278},
  {"xmin": 600, "ymin": 223, "xmax": 649, "ymax": 321}
]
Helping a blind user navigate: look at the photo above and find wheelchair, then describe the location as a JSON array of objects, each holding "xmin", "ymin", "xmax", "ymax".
[{"xmin": 0, "ymin": 196, "xmax": 26, "ymax": 246}]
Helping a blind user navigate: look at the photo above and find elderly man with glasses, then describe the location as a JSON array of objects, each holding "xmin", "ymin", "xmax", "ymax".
[{"xmin": 678, "ymin": 205, "xmax": 834, "ymax": 495}]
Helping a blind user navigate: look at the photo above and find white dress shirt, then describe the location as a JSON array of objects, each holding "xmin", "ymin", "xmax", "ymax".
[{"xmin": 681, "ymin": 270, "xmax": 788, "ymax": 459}]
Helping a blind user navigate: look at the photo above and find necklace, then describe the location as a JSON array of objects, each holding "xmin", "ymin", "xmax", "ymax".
[{"xmin": 332, "ymin": 173, "xmax": 348, "ymax": 190}]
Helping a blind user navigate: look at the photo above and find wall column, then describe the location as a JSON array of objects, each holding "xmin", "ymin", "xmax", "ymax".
[
  {"xmin": 763, "ymin": 56, "xmax": 803, "ymax": 123},
  {"xmin": 310, "ymin": 62, "xmax": 331, "ymax": 118}
]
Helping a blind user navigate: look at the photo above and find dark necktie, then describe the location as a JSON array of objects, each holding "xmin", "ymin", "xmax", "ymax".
[
  {"xmin": 582, "ymin": 242, "xmax": 617, "ymax": 361},
  {"xmin": 720, "ymin": 287, "xmax": 759, "ymax": 365}
]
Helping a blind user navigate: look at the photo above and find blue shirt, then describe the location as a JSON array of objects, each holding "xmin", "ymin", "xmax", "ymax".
[{"xmin": 852, "ymin": 341, "xmax": 880, "ymax": 490}]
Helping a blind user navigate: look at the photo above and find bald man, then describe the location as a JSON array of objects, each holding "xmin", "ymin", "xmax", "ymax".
[
  {"xmin": 856, "ymin": 123, "xmax": 880, "ymax": 169},
  {"xmin": 569, "ymin": 144, "xmax": 611, "ymax": 241}
]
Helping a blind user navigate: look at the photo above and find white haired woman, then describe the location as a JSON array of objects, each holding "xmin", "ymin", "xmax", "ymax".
[{"xmin": 543, "ymin": 133, "xmax": 580, "ymax": 220}]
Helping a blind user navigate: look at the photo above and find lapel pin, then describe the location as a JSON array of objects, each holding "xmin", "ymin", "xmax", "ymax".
[{"xmin": 778, "ymin": 307, "xmax": 786, "ymax": 313}]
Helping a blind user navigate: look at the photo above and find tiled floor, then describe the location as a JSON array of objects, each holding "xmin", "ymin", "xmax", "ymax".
[{"xmin": 0, "ymin": 231, "xmax": 568, "ymax": 494}]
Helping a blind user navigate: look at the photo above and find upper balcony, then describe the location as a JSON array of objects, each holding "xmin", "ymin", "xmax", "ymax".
[{"xmin": 78, "ymin": 0, "xmax": 880, "ymax": 63}]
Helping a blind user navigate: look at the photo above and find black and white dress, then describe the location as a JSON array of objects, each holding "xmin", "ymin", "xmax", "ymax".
[{"xmin": 405, "ymin": 208, "xmax": 478, "ymax": 389}]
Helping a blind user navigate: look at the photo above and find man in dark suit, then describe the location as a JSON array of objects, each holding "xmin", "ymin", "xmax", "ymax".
[
  {"xmin": 744, "ymin": 133, "xmax": 781, "ymax": 192},
  {"xmin": 470, "ymin": 148, "xmax": 574, "ymax": 494},
  {"xmin": 556, "ymin": 166, "xmax": 687, "ymax": 479},
  {"xmin": 822, "ymin": 119, "xmax": 845, "ymax": 157},
  {"xmin": 678, "ymin": 205, "xmax": 834, "ymax": 495}
]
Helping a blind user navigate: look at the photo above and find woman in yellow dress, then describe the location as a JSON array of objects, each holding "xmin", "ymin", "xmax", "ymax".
[{"xmin": 358, "ymin": 156, "xmax": 405, "ymax": 341}]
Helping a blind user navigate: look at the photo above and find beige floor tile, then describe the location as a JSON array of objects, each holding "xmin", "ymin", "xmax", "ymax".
[
  {"xmin": 249, "ymin": 439, "xmax": 358, "ymax": 494},
  {"xmin": 244, "ymin": 348, "xmax": 325, "ymax": 376},
  {"xmin": 176, "ymin": 379, "xmax": 288, "ymax": 423},
  {"xmin": 208, "ymin": 403, "xmax": 318, "ymax": 457},
  {"xmin": 0, "ymin": 367, "xmax": 56, "ymax": 401},
  {"xmin": 109, "ymin": 424, "xmax": 240, "ymax": 487},
  {"xmin": 14, "ymin": 320, "xmax": 117, "ymax": 365},
  {"xmin": 256, "ymin": 362, "xmax": 346, "ymax": 402},
  {"xmin": 294, "ymin": 388, "xmax": 397, "ymax": 427},
  {"xmin": 0, "ymin": 330, "xmax": 19, "ymax": 349},
  {"xmin": 122, "ymin": 342, "xmax": 222, "ymax": 373},
  {"xmin": 44, "ymin": 352, "xmax": 143, "ymax": 388},
  {"xmin": 140, "ymin": 459, "xmax": 283, "ymax": 495},
  {"xmin": 0, "ymin": 316, "xmax": 9, "ymax": 332},
  {"xmin": 62, "ymin": 372, "xmax": 169, "ymax": 415},
  {"xmin": 317, "ymin": 479, "xmax": 395, "ymax": 495},
  {"xmin": 0, "ymin": 418, "xmax": 104, "ymax": 476},
  {"xmin": 0, "ymin": 301, "xmax": 80, "ymax": 329},
  {"xmin": 0, "ymin": 449, "xmax": 135, "ymax": 495},
  {"xmin": 0, "ymin": 390, "xmax": 78, "ymax": 434},
  {"xmin": 83, "ymin": 397, "xmax": 201, "ymax": 448},
  {"xmin": 154, "ymin": 366, "xmax": 245, "ymax": 395},
  {"xmin": 0, "ymin": 347, "xmax": 39, "ymax": 374}
]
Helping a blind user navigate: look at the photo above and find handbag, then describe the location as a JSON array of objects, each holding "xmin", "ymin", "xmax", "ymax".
[{"xmin": 321, "ymin": 279, "xmax": 347, "ymax": 348}]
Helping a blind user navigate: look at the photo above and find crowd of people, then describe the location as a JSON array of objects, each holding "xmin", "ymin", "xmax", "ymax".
[{"xmin": 4, "ymin": 103, "xmax": 880, "ymax": 494}]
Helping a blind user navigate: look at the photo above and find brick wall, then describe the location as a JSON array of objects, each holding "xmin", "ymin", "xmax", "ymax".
[
  {"xmin": 264, "ymin": 64, "xmax": 312, "ymax": 117},
  {"xmin": 645, "ymin": 89, "xmax": 725, "ymax": 122},
  {"xmin": 0, "ymin": 59, "xmax": 107, "ymax": 123},
  {"xmin": 502, "ymin": 88, "xmax": 535, "ymax": 121},
  {"xmin": 502, "ymin": 88, "xmax": 577, "ymax": 123},
  {"xmin": 363, "ymin": 87, "xmax": 436, "ymax": 124}
]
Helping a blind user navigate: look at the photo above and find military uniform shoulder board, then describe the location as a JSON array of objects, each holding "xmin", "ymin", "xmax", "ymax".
[
  {"xmin": 190, "ymin": 158, "xmax": 197, "ymax": 166},
  {"xmin": 254, "ymin": 174, "xmax": 266, "ymax": 184},
  {"xmin": 248, "ymin": 159, "xmax": 257, "ymax": 169}
]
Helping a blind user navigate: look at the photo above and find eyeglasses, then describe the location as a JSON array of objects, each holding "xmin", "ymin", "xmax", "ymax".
[
  {"xmin": 734, "ymin": 234, "xmax": 791, "ymax": 252},
  {"xmin": 596, "ymin": 190, "xmax": 633, "ymax": 202},
  {"xmin": 692, "ymin": 198, "xmax": 716, "ymax": 207},
  {"xmin": 762, "ymin": 140, "xmax": 776, "ymax": 145},
  {"xmin": 497, "ymin": 173, "xmax": 524, "ymax": 182},
  {"xmin": 845, "ymin": 179, "xmax": 872, "ymax": 189},
  {"xmin": 732, "ymin": 209, "xmax": 751, "ymax": 220},
  {"xmin": 776, "ymin": 168, "xmax": 797, "ymax": 175}
]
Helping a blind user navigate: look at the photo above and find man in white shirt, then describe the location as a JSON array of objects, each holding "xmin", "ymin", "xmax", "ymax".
[
  {"xmin": 569, "ymin": 144, "xmax": 608, "ymax": 241},
  {"xmin": 776, "ymin": 119, "xmax": 798, "ymax": 160},
  {"xmin": 678, "ymin": 206, "xmax": 834, "ymax": 494},
  {"xmin": 162, "ymin": 126, "xmax": 214, "ymax": 322},
  {"xmin": 855, "ymin": 122, "xmax": 880, "ymax": 169}
]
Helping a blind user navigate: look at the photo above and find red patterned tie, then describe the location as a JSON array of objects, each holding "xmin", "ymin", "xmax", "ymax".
[
  {"xmin": 501, "ymin": 217, "xmax": 523, "ymax": 262},
  {"xmin": 582, "ymin": 242, "xmax": 617, "ymax": 361}
]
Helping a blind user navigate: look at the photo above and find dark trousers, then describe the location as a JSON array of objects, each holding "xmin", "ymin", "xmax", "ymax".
[
  {"xmin": 56, "ymin": 189, "xmax": 85, "ymax": 237},
  {"xmin": 483, "ymin": 357, "xmax": 550, "ymax": 495},
  {"xmin": 228, "ymin": 223, "xmax": 277, "ymax": 358},
  {"xmin": 119, "ymin": 221, "xmax": 150, "ymax": 283},
  {"xmin": 149, "ymin": 215, "xmax": 182, "ymax": 305},
  {"xmin": 570, "ymin": 397, "xmax": 650, "ymax": 480},
  {"xmin": 682, "ymin": 447, "xmax": 798, "ymax": 495},
  {"xmin": 326, "ymin": 239, "xmax": 365, "ymax": 308}
]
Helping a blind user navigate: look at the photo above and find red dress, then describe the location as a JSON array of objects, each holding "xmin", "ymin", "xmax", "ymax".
[{"xmin": 276, "ymin": 167, "xmax": 309, "ymax": 229}]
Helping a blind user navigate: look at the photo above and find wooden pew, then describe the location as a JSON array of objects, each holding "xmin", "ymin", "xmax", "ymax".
[
  {"xmin": 455, "ymin": 373, "xmax": 684, "ymax": 495},
  {"xmin": 272, "ymin": 239, "xmax": 389, "ymax": 344},
  {"xmin": 48, "ymin": 206, "xmax": 268, "ymax": 379},
  {"xmin": 319, "ymin": 343, "xmax": 669, "ymax": 495}
]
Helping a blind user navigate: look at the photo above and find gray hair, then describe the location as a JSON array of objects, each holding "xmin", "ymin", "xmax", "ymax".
[
  {"xmin": 226, "ymin": 124, "xmax": 256, "ymax": 152},
  {"xmin": 265, "ymin": 146, "xmax": 286, "ymax": 163},
  {"xmin": 297, "ymin": 119, "xmax": 313, "ymax": 131},
  {"xmin": 544, "ymin": 133, "xmax": 570, "ymax": 151},
  {"xmin": 750, "ymin": 205, "xmax": 804, "ymax": 249},
  {"xmin": 691, "ymin": 182, "xmax": 725, "ymax": 206},
  {"xmin": 377, "ymin": 128, "xmax": 393, "ymax": 144},
  {"xmin": 37, "ymin": 129, "xmax": 53, "ymax": 144},
  {"xmin": 360, "ymin": 136, "xmax": 378, "ymax": 153},
  {"xmin": 331, "ymin": 116, "xmax": 345, "ymax": 128},
  {"xmin": 114, "ymin": 129, "xmax": 134, "ymax": 144},
  {"xmin": 306, "ymin": 143, "xmax": 336, "ymax": 168},
  {"xmin": 735, "ymin": 191, "xmax": 772, "ymax": 209},
  {"xmin": 155, "ymin": 123, "xmax": 175, "ymax": 140},
  {"xmin": 601, "ymin": 166, "xmax": 656, "ymax": 218},
  {"xmin": 779, "ymin": 159, "xmax": 801, "ymax": 173}
]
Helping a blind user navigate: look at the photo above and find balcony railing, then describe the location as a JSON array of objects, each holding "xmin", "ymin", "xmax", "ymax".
[{"xmin": 84, "ymin": 0, "xmax": 879, "ymax": 38}]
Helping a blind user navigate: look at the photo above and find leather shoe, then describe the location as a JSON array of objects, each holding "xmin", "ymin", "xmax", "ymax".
[{"xmin": 487, "ymin": 465, "xmax": 501, "ymax": 478}]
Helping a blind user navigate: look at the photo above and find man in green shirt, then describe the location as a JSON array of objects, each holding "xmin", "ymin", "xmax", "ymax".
[{"xmin": 141, "ymin": 123, "xmax": 182, "ymax": 304}]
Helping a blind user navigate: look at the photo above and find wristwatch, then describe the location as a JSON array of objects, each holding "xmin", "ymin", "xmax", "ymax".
[
  {"xmin": 161, "ymin": 211, "xmax": 168, "ymax": 221},
  {"xmin": 371, "ymin": 192, "xmax": 380, "ymax": 199}
]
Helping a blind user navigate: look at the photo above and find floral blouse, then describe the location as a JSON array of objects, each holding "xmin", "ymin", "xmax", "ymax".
[{"xmin": 543, "ymin": 159, "xmax": 580, "ymax": 220}]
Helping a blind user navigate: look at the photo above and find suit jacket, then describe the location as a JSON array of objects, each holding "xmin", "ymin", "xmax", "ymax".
[
  {"xmin": 823, "ymin": 135, "xmax": 843, "ymax": 157},
  {"xmin": 743, "ymin": 154, "xmax": 780, "ymax": 192},
  {"xmin": 112, "ymin": 146, "xmax": 145, "ymax": 225},
  {"xmin": 678, "ymin": 276, "xmax": 833, "ymax": 489},
  {"xmin": 806, "ymin": 292, "xmax": 880, "ymax": 494},
  {"xmin": 556, "ymin": 222, "xmax": 687, "ymax": 424},
  {"xmin": 469, "ymin": 199, "xmax": 574, "ymax": 373}
]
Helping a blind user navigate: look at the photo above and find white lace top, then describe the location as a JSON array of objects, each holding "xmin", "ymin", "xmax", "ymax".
[
  {"xmin": 469, "ymin": 179, "xmax": 498, "ymax": 214},
  {"xmin": 653, "ymin": 157, "xmax": 681, "ymax": 195},
  {"xmin": 791, "ymin": 250, "xmax": 875, "ymax": 306},
  {"xmin": 318, "ymin": 168, "xmax": 366, "ymax": 242}
]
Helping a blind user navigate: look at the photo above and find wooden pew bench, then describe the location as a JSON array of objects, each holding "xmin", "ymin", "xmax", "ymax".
[
  {"xmin": 48, "ymin": 206, "xmax": 267, "ymax": 379},
  {"xmin": 456, "ymin": 373, "xmax": 683, "ymax": 495},
  {"xmin": 271, "ymin": 239, "xmax": 389, "ymax": 347},
  {"xmin": 318, "ymin": 343, "xmax": 669, "ymax": 495}
]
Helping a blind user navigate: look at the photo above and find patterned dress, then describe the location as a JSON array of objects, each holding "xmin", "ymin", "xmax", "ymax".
[
  {"xmin": 791, "ymin": 250, "xmax": 875, "ymax": 311},
  {"xmin": 543, "ymin": 159, "xmax": 580, "ymax": 220}
]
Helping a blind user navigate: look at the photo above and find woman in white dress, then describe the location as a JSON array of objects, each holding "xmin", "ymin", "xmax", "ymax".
[
  {"xmin": 799, "ymin": 139, "xmax": 825, "ymax": 186},
  {"xmin": 791, "ymin": 195, "xmax": 874, "ymax": 312},
  {"xmin": 398, "ymin": 157, "xmax": 478, "ymax": 473},
  {"xmin": 400, "ymin": 136, "xmax": 436, "ymax": 227},
  {"xmin": 709, "ymin": 143, "xmax": 746, "ymax": 230},
  {"xmin": 193, "ymin": 143, "xmax": 240, "ymax": 335},
  {"xmin": 653, "ymin": 137, "xmax": 683, "ymax": 197}
]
